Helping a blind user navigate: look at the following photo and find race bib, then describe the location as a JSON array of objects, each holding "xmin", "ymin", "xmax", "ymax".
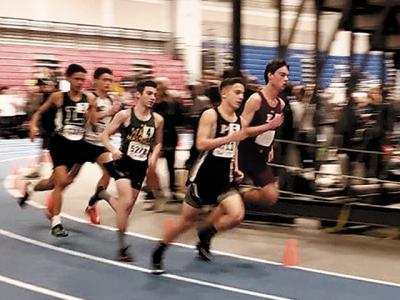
[
  {"xmin": 75, "ymin": 102, "xmax": 89, "ymax": 114},
  {"xmin": 213, "ymin": 123, "xmax": 240, "ymax": 158},
  {"xmin": 255, "ymin": 131, "xmax": 275, "ymax": 147},
  {"xmin": 213, "ymin": 142, "xmax": 235, "ymax": 158},
  {"xmin": 62, "ymin": 125, "xmax": 85, "ymax": 141},
  {"xmin": 127, "ymin": 141, "xmax": 150, "ymax": 161}
]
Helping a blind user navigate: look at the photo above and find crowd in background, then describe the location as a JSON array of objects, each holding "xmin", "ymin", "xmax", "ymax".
[{"xmin": 1, "ymin": 66, "xmax": 399, "ymax": 204}]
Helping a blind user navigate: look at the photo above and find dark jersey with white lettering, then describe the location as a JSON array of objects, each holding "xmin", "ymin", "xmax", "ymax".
[
  {"xmin": 54, "ymin": 92, "xmax": 89, "ymax": 141},
  {"xmin": 238, "ymin": 91, "xmax": 283, "ymax": 186},
  {"xmin": 119, "ymin": 108, "xmax": 156, "ymax": 165},
  {"xmin": 189, "ymin": 108, "xmax": 241, "ymax": 189},
  {"xmin": 239, "ymin": 91, "xmax": 283, "ymax": 155}
]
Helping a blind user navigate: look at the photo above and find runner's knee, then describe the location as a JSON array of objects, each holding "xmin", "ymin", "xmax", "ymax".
[{"xmin": 260, "ymin": 184, "xmax": 278, "ymax": 206}]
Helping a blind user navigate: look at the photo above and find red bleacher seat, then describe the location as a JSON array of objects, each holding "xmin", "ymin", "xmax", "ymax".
[{"xmin": 0, "ymin": 43, "xmax": 186, "ymax": 90}]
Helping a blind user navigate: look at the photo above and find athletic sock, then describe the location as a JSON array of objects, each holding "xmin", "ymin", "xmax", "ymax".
[
  {"xmin": 118, "ymin": 230, "xmax": 128, "ymax": 250},
  {"xmin": 153, "ymin": 189, "xmax": 164, "ymax": 199},
  {"xmin": 152, "ymin": 241, "xmax": 167, "ymax": 263},
  {"xmin": 51, "ymin": 215, "xmax": 61, "ymax": 228},
  {"xmin": 154, "ymin": 242, "xmax": 167, "ymax": 256},
  {"xmin": 98, "ymin": 189, "xmax": 111, "ymax": 202}
]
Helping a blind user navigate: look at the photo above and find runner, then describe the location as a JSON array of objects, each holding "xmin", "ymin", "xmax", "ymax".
[
  {"xmin": 101, "ymin": 79, "xmax": 164, "ymax": 261},
  {"xmin": 29, "ymin": 63, "xmax": 95, "ymax": 237},
  {"xmin": 151, "ymin": 77, "xmax": 247, "ymax": 274}
]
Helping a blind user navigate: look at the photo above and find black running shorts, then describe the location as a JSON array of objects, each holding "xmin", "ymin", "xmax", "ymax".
[{"xmin": 103, "ymin": 155, "xmax": 147, "ymax": 190}]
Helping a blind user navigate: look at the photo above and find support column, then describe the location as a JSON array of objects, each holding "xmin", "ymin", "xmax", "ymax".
[
  {"xmin": 232, "ymin": 0, "xmax": 241, "ymax": 77},
  {"xmin": 327, "ymin": 30, "xmax": 351, "ymax": 103},
  {"xmin": 101, "ymin": 0, "xmax": 114, "ymax": 27},
  {"xmin": 174, "ymin": 0, "xmax": 202, "ymax": 82},
  {"xmin": 33, "ymin": 0, "xmax": 48, "ymax": 20},
  {"xmin": 353, "ymin": 32, "xmax": 370, "ymax": 69}
]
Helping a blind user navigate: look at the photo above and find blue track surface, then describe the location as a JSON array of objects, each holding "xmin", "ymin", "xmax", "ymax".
[{"xmin": 1, "ymin": 139, "xmax": 400, "ymax": 300}]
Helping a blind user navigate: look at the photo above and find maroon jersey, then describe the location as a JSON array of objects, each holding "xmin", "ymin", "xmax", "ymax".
[{"xmin": 240, "ymin": 91, "xmax": 283, "ymax": 154}]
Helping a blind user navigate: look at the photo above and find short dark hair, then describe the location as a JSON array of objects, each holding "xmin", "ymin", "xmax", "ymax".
[
  {"xmin": 94, "ymin": 67, "xmax": 112, "ymax": 79},
  {"xmin": 264, "ymin": 59, "xmax": 289, "ymax": 84},
  {"xmin": 36, "ymin": 78, "xmax": 55, "ymax": 87},
  {"xmin": 66, "ymin": 64, "xmax": 87, "ymax": 77},
  {"xmin": 220, "ymin": 77, "xmax": 245, "ymax": 91},
  {"xmin": 137, "ymin": 80, "xmax": 157, "ymax": 93}
]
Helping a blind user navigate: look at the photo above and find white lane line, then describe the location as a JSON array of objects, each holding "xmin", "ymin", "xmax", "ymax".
[
  {"xmin": 29, "ymin": 204, "xmax": 400, "ymax": 289},
  {"xmin": 0, "ymin": 229, "xmax": 291, "ymax": 300},
  {"xmin": 0, "ymin": 150, "xmax": 39, "ymax": 155},
  {"xmin": 3, "ymin": 158, "xmax": 400, "ymax": 289},
  {"xmin": 34, "ymin": 202, "xmax": 400, "ymax": 288},
  {"xmin": 0, "ymin": 274, "xmax": 86, "ymax": 300},
  {"xmin": 0, "ymin": 155, "xmax": 38, "ymax": 163}
]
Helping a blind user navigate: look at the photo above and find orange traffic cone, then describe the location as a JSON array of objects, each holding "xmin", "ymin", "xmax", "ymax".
[{"xmin": 282, "ymin": 239, "xmax": 299, "ymax": 267}]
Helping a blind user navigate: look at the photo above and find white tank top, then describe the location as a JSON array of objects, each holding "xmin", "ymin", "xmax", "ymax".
[{"xmin": 84, "ymin": 96, "xmax": 113, "ymax": 146}]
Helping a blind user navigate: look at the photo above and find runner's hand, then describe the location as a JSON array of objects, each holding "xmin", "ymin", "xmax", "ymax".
[
  {"xmin": 268, "ymin": 114, "xmax": 284, "ymax": 130},
  {"xmin": 112, "ymin": 150, "xmax": 123, "ymax": 160},
  {"xmin": 268, "ymin": 147, "xmax": 274, "ymax": 162},
  {"xmin": 109, "ymin": 100, "xmax": 122, "ymax": 116},
  {"xmin": 229, "ymin": 129, "xmax": 248, "ymax": 143},
  {"xmin": 29, "ymin": 126, "xmax": 39, "ymax": 142},
  {"xmin": 233, "ymin": 169, "xmax": 244, "ymax": 183}
]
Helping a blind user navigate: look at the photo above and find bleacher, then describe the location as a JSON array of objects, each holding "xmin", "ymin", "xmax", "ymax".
[
  {"xmin": 0, "ymin": 43, "xmax": 185, "ymax": 90},
  {"xmin": 241, "ymin": 44, "xmax": 387, "ymax": 88}
]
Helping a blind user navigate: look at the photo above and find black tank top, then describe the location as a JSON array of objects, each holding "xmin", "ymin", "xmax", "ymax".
[
  {"xmin": 240, "ymin": 91, "xmax": 282, "ymax": 153},
  {"xmin": 55, "ymin": 92, "xmax": 89, "ymax": 141},
  {"xmin": 189, "ymin": 108, "xmax": 241, "ymax": 187},
  {"xmin": 119, "ymin": 108, "xmax": 156, "ymax": 163}
]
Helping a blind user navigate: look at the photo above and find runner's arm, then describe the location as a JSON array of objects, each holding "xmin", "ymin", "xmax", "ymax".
[
  {"xmin": 29, "ymin": 92, "xmax": 61, "ymax": 141},
  {"xmin": 148, "ymin": 113, "xmax": 164, "ymax": 170},
  {"xmin": 86, "ymin": 93, "xmax": 98, "ymax": 125},
  {"xmin": 101, "ymin": 109, "xmax": 128, "ymax": 156},
  {"xmin": 196, "ymin": 109, "xmax": 245, "ymax": 151},
  {"xmin": 242, "ymin": 95, "xmax": 283, "ymax": 137}
]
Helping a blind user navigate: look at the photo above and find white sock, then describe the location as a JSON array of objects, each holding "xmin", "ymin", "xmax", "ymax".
[
  {"xmin": 51, "ymin": 215, "xmax": 61, "ymax": 228},
  {"xmin": 153, "ymin": 189, "xmax": 164, "ymax": 199}
]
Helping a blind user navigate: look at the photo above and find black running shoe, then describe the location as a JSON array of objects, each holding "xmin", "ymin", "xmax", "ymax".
[
  {"xmin": 151, "ymin": 249, "xmax": 165, "ymax": 275},
  {"xmin": 51, "ymin": 224, "xmax": 69, "ymax": 237},
  {"xmin": 145, "ymin": 191, "xmax": 155, "ymax": 200},
  {"xmin": 196, "ymin": 242, "xmax": 212, "ymax": 261},
  {"xmin": 118, "ymin": 246, "xmax": 134, "ymax": 262},
  {"xmin": 25, "ymin": 171, "xmax": 40, "ymax": 179},
  {"xmin": 18, "ymin": 183, "xmax": 30, "ymax": 208}
]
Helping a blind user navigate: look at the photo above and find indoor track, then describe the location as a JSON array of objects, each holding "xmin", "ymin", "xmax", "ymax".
[{"xmin": 1, "ymin": 139, "xmax": 400, "ymax": 300}]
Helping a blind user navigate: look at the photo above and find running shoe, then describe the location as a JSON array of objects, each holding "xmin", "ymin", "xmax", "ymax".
[
  {"xmin": 25, "ymin": 171, "xmax": 40, "ymax": 179},
  {"xmin": 51, "ymin": 224, "xmax": 68, "ymax": 237},
  {"xmin": 85, "ymin": 205, "xmax": 100, "ymax": 225},
  {"xmin": 196, "ymin": 242, "xmax": 212, "ymax": 261},
  {"xmin": 18, "ymin": 182, "xmax": 31, "ymax": 208},
  {"xmin": 117, "ymin": 246, "xmax": 134, "ymax": 262},
  {"xmin": 151, "ymin": 250, "xmax": 165, "ymax": 275}
]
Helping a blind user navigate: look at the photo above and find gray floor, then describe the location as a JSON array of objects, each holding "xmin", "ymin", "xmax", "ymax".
[{"xmin": 27, "ymin": 163, "xmax": 400, "ymax": 285}]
